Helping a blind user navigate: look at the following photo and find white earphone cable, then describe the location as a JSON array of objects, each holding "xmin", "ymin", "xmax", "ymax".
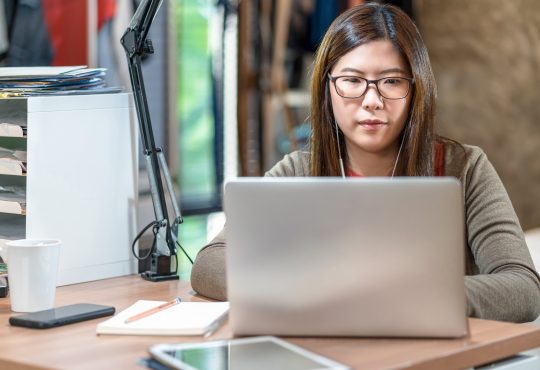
[
  {"xmin": 334, "ymin": 121, "xmax": 346, "ymax": 178},
  {"xmin": 391, "ymin": 135, "xmax": 405, "ymax": 178}
]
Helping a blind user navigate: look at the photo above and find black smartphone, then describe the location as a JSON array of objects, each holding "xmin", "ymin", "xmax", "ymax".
[{"xmin": 9, "ymin": 303, "xmax": 115, "ymax": 329}]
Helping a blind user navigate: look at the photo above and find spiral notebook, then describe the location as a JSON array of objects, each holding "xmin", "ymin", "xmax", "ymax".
[{"xmin": 96, "ymin": 300, "xmax": 229, "ymax": 336}]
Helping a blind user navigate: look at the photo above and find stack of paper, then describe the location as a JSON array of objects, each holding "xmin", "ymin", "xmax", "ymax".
[
  {"xmin": 0, "ymin": 185, "xmax": 25, "ymax": 214},
  {"xmin": 0, "ymin": 66, "xmax": 122, "ymax": 97},
  {"xmin": 0, "ymin": 123, "xmax": 25, "ymax": 137},
  {"xmin": 0, "ymin": 158, "xmax": 25, "ymax": 176},
  {"xmin": 96, "ymin": 300, "xmax": 230, "ymax": 336},
  {"xmin": 0, "ymin": 147, "xmax": 26, "ymax": 176},
  {"xmin": 0, "ymin": 98, "xmax": 28, "ymax": 137}
]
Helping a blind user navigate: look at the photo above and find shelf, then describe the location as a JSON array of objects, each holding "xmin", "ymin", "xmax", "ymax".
[
  {"xmin": 0, "ymin": 174, "xmax": 26, "ymax": 186},
  {"xmin": 0, "ymin": 213, "xmax": 25, "ymax": 240},
  {"xmin": 0, "ymin": 136, "xmax": 27, "ymax": 151},
  {"xmin": 0, "ymin": 93, "xmax": 138, "ymax": 286}
]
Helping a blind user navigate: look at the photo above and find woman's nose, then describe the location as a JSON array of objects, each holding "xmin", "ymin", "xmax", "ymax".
[{"xmin": 361, "ymin": 84, "xmax": 384, "ymax": 110}]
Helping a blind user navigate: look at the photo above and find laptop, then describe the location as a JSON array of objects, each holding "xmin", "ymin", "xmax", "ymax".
[{"xmin": 224, "ymin": 177, "xmax": 468, "ymax": 338}]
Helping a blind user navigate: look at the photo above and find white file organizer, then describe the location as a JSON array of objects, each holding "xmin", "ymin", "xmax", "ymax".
[{"xmin": 1, "ymin": 93, "xmax": 138, "ymax": 285}]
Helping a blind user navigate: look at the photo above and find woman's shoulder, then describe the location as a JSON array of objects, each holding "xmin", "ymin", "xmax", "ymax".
[
  {"xmin": 443, "ymin": 140, "xmax": 484, "ymax": 167},
  {"xmin": 264, "ymin": 150, "xmax": 310, "ymax": 177},
  {"xmin": 442, "ymin": 140, "xmax": 490, "ymax": 178}
]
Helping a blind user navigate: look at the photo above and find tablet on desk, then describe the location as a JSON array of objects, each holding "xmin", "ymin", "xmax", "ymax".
[{"xmin": 149, "ymin": 336, "xmax": 349, "ymax": 370}]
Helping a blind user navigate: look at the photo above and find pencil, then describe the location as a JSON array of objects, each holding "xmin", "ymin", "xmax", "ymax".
[{"xmin": 124, "ymin": 297, "xmax": 181, "ymax": 323}]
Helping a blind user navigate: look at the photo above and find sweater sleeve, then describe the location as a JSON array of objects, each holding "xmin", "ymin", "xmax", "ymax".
[
  {"xmin": 190, "ymin": 152, "xmax": 308, "ymax": 300},
  {"xmin": 190, "ymin": 228, "xmax": 228, "ymax": 301},
  {"xmin": 463, "ymin": 151, "xmax": 540, "ymax": 322}
]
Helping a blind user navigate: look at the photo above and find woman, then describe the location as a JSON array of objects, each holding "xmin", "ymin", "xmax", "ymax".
[{"xmin": 191, "ymin": 2, "xmax": 540, "ymax": 322}]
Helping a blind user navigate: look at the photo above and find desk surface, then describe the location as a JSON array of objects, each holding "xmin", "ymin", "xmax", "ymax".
[{"xmin": 1, "ymin": 275, "xmax": 539, "ymax": 370}]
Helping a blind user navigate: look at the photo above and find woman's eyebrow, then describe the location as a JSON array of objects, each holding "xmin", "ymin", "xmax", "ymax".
[
  {"xmin": 338, "ymin": 67, "xmax": 363, "ymax": 74},
  {"xmin": 379, "ymin": 67, "xmax": 407, "ymax": 75},
  {"xmin": 337, "ymin": 67, "xmax": 407, "ymax": 75}
]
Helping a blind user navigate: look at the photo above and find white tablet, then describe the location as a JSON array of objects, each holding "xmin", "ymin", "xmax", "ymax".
[{"xmin": 149, "ymin": 336, "xmax": 349, "ymax": 370}]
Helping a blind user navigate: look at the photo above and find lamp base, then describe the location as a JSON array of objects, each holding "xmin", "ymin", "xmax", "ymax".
[{"xmin": 140, "ymin": 271, "xmax": 179, "ymax": 282}]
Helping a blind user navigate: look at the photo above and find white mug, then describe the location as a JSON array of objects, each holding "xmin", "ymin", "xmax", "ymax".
[{"xmin": 0, "ymin": 239, "xmax": 61, "ymax": 312}]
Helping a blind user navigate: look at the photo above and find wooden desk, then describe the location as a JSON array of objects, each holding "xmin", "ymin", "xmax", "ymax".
[{"xmin": 1, "ymin": 275, "xmax": 539, "ymax": 370}]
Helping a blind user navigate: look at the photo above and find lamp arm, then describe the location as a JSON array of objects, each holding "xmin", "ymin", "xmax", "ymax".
[{"xmin": 121, "ymin": 0, "xmax": 183, "ymax": 281}]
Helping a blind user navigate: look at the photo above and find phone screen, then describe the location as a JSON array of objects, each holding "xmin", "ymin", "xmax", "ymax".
[
  {"xmin": 10, "ymin": 303, "xmax": 115, "ymax": 328},
  {"xmin": 163, "ymin": 340, "xmax": 334, "ymax": 370}
]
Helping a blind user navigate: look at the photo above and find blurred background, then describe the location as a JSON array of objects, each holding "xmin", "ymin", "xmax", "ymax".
[{"xmin": 2, "ymin": 0, "xmax": 539, "ymax": 279}]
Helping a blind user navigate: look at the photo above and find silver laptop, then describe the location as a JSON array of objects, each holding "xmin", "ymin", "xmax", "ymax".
[{"xmin": 224, "ymin": 177, "xmax": 468, "ymax": 338}]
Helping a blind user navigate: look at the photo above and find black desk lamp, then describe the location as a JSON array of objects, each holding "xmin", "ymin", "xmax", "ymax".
[{"xmin": 121, "ymin": 0, "xmax": 190, "ymax": 281}]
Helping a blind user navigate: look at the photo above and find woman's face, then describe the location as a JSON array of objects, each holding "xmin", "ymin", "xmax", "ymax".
[{"xmin": 329, "ymin": 40, "xmax": 412, "ymax": 158}]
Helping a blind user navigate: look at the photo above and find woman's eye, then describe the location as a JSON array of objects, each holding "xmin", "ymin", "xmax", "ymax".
[
  {"xmin": 342, "ymin": 77, "xmax": 361, "ymax": 84},
  {"xmin": 383, "ymin": 78, "xmax": 402, "ymax": 85}
]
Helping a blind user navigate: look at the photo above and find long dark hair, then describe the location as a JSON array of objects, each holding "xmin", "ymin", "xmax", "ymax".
[{"xmin": 310, "ymin": 2, "xmax": 437, "ymax": 176}]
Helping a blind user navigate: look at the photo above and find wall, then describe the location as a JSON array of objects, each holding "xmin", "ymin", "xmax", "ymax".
[{"xmin": 415, "ymin": 0, "xmax": 540, "ymax": 230}]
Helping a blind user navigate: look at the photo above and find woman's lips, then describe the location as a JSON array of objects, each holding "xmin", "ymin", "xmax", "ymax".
[{"xmin": 358, "ymin": 119, "xmax": 386, "ymax": 130}]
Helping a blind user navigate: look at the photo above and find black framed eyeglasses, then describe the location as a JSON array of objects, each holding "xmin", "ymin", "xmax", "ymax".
[{"xmin": 328, "ymin": 74, "xmax": 414, "ymax": 100}]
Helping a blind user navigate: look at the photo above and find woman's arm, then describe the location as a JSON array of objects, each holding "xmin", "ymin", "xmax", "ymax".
[
  {"xmin": 462, "ymin": 149, "xmax": 540, "ymax": 322},
  {"xmin": 190, "ymin": 229, "xmax": 228, "ymax": 301},
  {"xmin": 190, "ymin": 151, "xmax": 310, "ymax": 300}
]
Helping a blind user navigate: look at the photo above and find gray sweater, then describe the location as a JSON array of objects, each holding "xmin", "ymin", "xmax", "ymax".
[{"xmin": 191, "ymin": 143, "xmax": 540, "ymax": 323}]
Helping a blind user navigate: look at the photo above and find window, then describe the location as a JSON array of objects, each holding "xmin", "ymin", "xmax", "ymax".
[{"xmin": 174, "ymin": 0, "xmax": 236, "ymax": 278}]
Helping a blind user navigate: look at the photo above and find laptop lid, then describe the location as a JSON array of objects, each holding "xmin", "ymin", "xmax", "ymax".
[{"xmin": 224, "ymin": 177, "xmax": 468, "ymax": 338}]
